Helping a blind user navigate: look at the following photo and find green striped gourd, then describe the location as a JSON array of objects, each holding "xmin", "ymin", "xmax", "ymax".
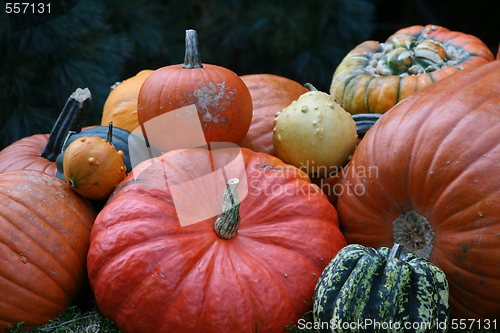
[{"xmin": 313, "ymin": 244, "xmax": 449, "ymax": 332}]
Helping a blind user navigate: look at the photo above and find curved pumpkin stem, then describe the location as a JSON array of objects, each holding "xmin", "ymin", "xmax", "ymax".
[
  {"xmin": 388, "ymin": 243, "xmax": 403, "ymax": 260},
  {"xmin": 304, "ymin": 83, "xmax": 318, "ymax": 91},
  {"xmin": 183, "ymin": 29, "xmax": 203, "ymax": 69},
  {"xmin": 41, "ymin": 88, "xmax": 91, "ymax": 161},
  {"xmin": 214, "ymin": 178, "xmax": 241, "ymax": 240}
]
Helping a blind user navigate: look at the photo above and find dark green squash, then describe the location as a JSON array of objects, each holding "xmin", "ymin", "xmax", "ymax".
[
  {"xmin": 56, "ymin": 125, "xmax": 132, "ymax": 180},
  {"xmin": 313, "ymin": 244, "xmax": 449, "ymax": 332},
  {"xmin": 352, "ymin": 113, "xmax": 382, "ymax": 138}
]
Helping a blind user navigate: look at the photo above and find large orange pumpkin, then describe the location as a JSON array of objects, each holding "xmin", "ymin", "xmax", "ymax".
[
  {"xmin": 240, "ymin": 74, "xmax": 308, "ymax": 155},
  {"xmin": 138, "ymin": 30, "xmax": 252, "ymax": 144},
  {"xmin": 0, "ymin": 171, "xmax": 95, "ymax": 331},
  {"xmin": 336, "ymin": 60, "xmax": 500, "ymax": 319},
  {"xmin": 88, "ymin": 148, "xmax": 346, "ymax": 333},
  {"xmin": 331, "ymin": 24, "xmax": 494, "ymax": 114},
  {"xmin": 101, "ymin": 70, "xmax": 153, "ymax": 132},
  {"xmin": 0, "ymin": 88, "xmax": 91, "ymax": 176}
]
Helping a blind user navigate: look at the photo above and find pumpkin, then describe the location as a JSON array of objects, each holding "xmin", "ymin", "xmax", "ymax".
[
  {"xmin": 87, "ymin": 147, "xmax": 346, "ymax": 333},
  {"xmin": 137, "ymin": 29, "xmax": 253, "ymax": 144},
  {"xmin": 0, "ymin": 170, "xmax": 95, "ymax": 332},
  {"xmin": 55, "ymin": 124, "xmax": 132, "ymax": 180},
  {"xmin": 336, "ymin": 60, "xmax": 500, "ymax": 318},
  {"xmin": 273, "ymin": 90, "xmax": 357, "ymax": 176},
  {"xmin": 63, "ymin": 123, "xmax": 127, "ymax": 200},
  {"xmin": 101, "ymin": 70, "xmax": 154, "ymax": 132},
  {"xmin": 330, "ymin": 24, "xmax": 494, "ymax": 114},
  {"xmin": 313, "ymin": 244, "xmax": 449, "ymax": 331},
  {"xmin": 240, "ymin": 74, "xmax": 308, "ymax": 155},
  {"xmin": 0, "ymin": 88, "xmax": 90, "ymax": 176}
]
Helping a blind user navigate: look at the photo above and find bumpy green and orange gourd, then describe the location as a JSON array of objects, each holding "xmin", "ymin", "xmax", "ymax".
[
  {"xmin": 330, "ymin": 24, "xmax": 493, "ymax": 114},
  {"xmin": 63, "ymin": 122, "xmax": 127, "ymax": 200}
]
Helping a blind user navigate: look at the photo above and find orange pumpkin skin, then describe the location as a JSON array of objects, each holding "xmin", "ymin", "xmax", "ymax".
[
  {"xmin": 101, "ymin": 70, "xmax": 153, "ymax": 132},
  {"xmin": 0, "ymin": 134, "xmax": 56, "ymax": 176},
  {"xmin": 331, "ymin": 24, "xmax": 494, "ymax": 114},
  {"xmin": 137, "ymin": 30, "xmax": 252, "ymax": 144},
  {"xmin": 240, "ymin": 74, "xmax": 308, "ymax": 155},
  {"xmin": 138, "ymin": 64, "xmax": 252, "ymax": 144},
  {"xmin": 336, "ymin": 61, "xmax": 500, "ymax": 319},
  {"xmin": 63, "ymin": 136, "xmax": 127, "ymax": 200},
  {"xmin": 88, "ymin": 148, "xmax": 346, "ymax": 333},
  {"xmin": 0, "ymin": 171, "xmax": 95, "ymax": 331}
]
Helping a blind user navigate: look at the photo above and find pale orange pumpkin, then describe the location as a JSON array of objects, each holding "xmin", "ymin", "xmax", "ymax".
[{"xmin": 101, "ymin": 70, "xmax": 153, "ymax": 132}]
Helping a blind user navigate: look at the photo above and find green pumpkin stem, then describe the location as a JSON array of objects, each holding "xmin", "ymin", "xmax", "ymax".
[
  {"xmin": 304, "ymin": 83, "xmax": 318, "ymax": 91},
  {"xmin": 41, "ymin": 88, "xmax": 91, "ymax": 161},
  {"xmin": 107, "ymin": 121, "xmax": 113, "ymax": 145},
  {"xmin": 214, "ymin": 178, "xmax": 241, "ymax": 240},
  {"xmin": 388, "ymin": 243, "xmax": 403, "ymax": 260},
  {"xmin": 183, "ymin": 29, "xmax": 203, "ymax": 69}
]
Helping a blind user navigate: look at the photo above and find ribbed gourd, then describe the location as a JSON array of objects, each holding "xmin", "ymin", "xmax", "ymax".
[{"xmin": 313, "ymin": 244, "xmax": 449, "ymax": 332}]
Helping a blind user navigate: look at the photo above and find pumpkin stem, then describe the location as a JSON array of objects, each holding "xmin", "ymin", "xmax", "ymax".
[
  {"xmin": 393, "ymin": 211, "xmax": 435, "ymax": 259},
  {"xmin": 41, "ymin": 88, "xmax": 91, "ymax": 161},
  {"xmin": 304, "ymin": 83, "xmax": 318, "ymax": 91},
  {"xmin": 107, "ymin": 121, "xmax": 114, "ymax": 144},
  {"xmin": 214, "ymin": 178, "xmax": 241, "ymax": 240},
  {"xmin": 183, "ymin": 29, "xmax": 203, "ymax": 69},
  {"xmin": 388, "ymin": 243, "xmax": 403, "ymax": 260}
]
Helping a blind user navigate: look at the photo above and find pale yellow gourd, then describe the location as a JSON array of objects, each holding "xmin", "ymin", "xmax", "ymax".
[{"xmin": 273, "ymin": 90, "xmax": 357, "ymax": 176}]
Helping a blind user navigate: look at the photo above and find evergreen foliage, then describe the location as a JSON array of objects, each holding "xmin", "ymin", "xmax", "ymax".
[{"xmin": 0, "ymin": 0, "xmax": 375, "ymax": 148}]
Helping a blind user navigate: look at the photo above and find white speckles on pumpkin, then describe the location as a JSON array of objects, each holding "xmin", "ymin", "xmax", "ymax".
[{"xmin": 192, "ymin": 81, "xmax": 236, "ymax": 125}]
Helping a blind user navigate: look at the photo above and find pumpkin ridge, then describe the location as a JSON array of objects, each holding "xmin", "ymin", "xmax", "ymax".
[
  {"xmin": 402, "ymin": 97, "xmax": 447, "ymax": 199},
  {"xmin": 92, "ymin": 221, "xmax": 213, "ymax": 271},
  {"xmin": 103, "ymin": 237, "xmax": 215, "ymax": 326},
  {"xmin": 418, "ymin": 103, "xmax": 499, "ymax": 211},
  {"xmin": 0, "ymin": 237, "xmax": 70, "ymax": 303},
  {"xmin": 0, "ymin": 299, "xmax": 48, "ymax": 328},
  {"xmin": 0, "ymin": 192, "xmax": 83, "ymax": 285},
  {"xmin": 443, "ymin": 251, "xmax": 500, "ymax": 284},
  {"xmin": 437, "ymin": 191, "xmax": 499, "ymax": 233},
  {"xmin": 234, "ymin": 233, "xmax": 325, "ymax": 277},
  {"xmin": 363, "ymin": 77, "xmax": 373, "ymax": 113},
  {"xmin": 186, "ymin": 242, "xmax": 221, "ymax": 331},
  {"xmin": 220, "ymin": 238, "xmax": 298, "ymax": 324},
  {"xmin": 430, "ymin": 155, "xmax": 498, "ymax": 224},
  {"xmin": 0, "ymin": 269, "xmax": 63, "ymax": 312},
  {"xmin": 0, "ymin": 179, "xmax": 92, "ymax": 256}
]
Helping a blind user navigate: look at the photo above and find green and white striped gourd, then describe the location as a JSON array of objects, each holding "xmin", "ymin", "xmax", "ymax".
[{"xmin": 313, "ymin": 244, "xmax": 449, "ymax": 333}]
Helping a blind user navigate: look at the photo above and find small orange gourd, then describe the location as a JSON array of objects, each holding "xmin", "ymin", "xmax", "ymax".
[{"xmin": 63, "ymin": 122, "xmax": 126, "ymax": 200}]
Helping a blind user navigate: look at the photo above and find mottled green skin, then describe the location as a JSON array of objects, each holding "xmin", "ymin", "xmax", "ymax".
[{"xmin": 313, "ymin": 244, "xmax": 449, "ymax": 333}]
